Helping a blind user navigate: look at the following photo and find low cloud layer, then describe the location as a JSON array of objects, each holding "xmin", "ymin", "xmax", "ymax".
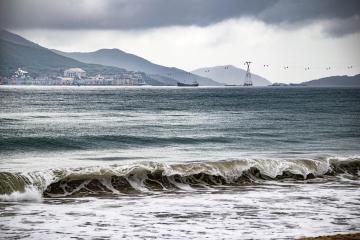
[{"xmin": 1, "ymin": 0, "xmax": 359, "ymax": 36}]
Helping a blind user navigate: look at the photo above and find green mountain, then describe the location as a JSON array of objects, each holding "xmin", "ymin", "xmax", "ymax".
[
  {"xmin": 53, "ymin": 49, "xmax": 221, "ymax": 86},
  {"xmin": 0, "ymin": 29, "xmax": 168, "ymax": 85},
  {"xmin": 0, "ymin": 39, "xmax": 126, "ymax": 77},
  {"xmin": 0, "ymin": 30, "xmax": 131, "ymax": 77},
  {"xmin": 302, "ymin": 74, "xmax": 360, "ymax": 87},
  {"xmin": 0, "ymin": 29, "xmax": 41, "ymax": 49}
]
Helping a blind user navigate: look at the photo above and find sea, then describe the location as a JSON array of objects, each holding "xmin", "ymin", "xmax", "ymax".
[{"xmin": 0, "ymin": 86, "xmax": 359, "ymax": 240}]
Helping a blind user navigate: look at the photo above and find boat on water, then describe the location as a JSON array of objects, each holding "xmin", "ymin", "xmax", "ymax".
[
  {"xmin": 177, "ymin": 81, "xmax": 199, "ymax": 87},
  {"xmin": 225, "ymin": 84, "xmax": 252, "ymax": 87}
]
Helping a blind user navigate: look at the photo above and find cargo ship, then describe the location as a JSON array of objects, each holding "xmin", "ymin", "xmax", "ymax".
[{"xmin": 177, "ymin": 81, "xmax": 199, "ymax": 87}]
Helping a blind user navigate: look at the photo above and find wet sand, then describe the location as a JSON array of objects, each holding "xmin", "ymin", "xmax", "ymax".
[{"xmin": 300, "ymin": 233, "xmax": 360, "ymax": 240}]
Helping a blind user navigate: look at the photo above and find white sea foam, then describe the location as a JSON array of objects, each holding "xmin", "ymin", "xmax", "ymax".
[{"xmin": 0, "ymin": 187, "xmax": 42, "ymax": 202}]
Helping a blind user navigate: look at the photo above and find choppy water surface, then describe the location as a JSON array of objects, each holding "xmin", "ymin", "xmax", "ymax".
[{"xmin": 0, "ymin": 86, "xmax": 360, "ymax": 239}]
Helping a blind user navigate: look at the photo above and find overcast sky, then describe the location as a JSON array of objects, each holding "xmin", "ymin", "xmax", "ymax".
[{"xmin": 1, "ymin": 0, "xmax": 359, "ymax": 83}]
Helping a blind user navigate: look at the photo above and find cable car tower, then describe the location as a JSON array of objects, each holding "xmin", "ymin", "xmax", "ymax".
[{"xmin": 243, "ymin": 61, "xmax": 253, "ymax": 86}]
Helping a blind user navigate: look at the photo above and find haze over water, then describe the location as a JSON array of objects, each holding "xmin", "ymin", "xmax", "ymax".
[{"xmin": 0, "ymin": 86, "xmax": 359, "ymax": 239}]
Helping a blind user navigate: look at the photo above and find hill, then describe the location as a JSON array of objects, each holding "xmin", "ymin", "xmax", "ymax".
[
  {"xmin": 0, "ymin": 39, "xmax": 128, "ymax": 77},
  {"xmin": 0, "ymin": 29, "xmax": 42, "ymax": 49},
  {"xmin": 302, "ymin": 74, "xmax": 360, "ymax": 87},
  {"xmin": 0, "ymin": 29, "xmax": 129, "ymax": 77},
  {"xmin": 53, "ymin": 49, "xmax": 221, "ymax": 86},
  {"xmin": 0, "ymin": 29, "xmax": 168, "ymax": 85},
  {"xmin": 191, "ymin": 65, "xmax": 271, "ymax": 86}
]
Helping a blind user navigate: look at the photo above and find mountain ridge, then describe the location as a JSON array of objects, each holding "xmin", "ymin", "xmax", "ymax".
[
  {"xmin": 0, "ymin": 29, "xmax": 42, "ymax": 49},
  {"xmin": 53, "ymin": 48, "xmax": 221, "ymax": 86},
  {"xmin": 0, "ymin": 29, "xmax": 168, "ymax": 85},
  {"xmin": 0, "ymin": 38, "xmax": 128, "ymax": 77}
]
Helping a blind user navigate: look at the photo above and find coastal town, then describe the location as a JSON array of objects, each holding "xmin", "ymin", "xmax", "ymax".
[{"xmin": 0, "ymin": 67, "xmax": 147, "ymax": 86}]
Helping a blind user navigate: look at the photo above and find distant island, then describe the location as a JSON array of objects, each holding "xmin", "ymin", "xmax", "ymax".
[
  {"xmin": 301, "ymin": 74, "xmax": 360, "ymax": 87},
  {"xmin": 269, "ymin": 75, "xmax": 360, "ymax": 87}
]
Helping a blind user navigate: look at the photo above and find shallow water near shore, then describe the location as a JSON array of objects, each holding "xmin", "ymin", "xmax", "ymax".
[{"xmin": 1, "ymin": 86, "xmax": 360, "ymax": 239}]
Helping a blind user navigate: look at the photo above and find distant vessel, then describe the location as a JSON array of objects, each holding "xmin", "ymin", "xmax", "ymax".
[{"xmin": 177, "ymin": 81, "xmax": 199, "ymax": 87}]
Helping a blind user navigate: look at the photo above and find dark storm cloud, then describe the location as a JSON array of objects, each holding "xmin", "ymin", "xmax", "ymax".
[
  {"xmin": 258, "ymin": 0, "xmax": 360, "ymax": 36},
  {"xmin": 0, "ymin": 0, "xmax": 359, "ymax": 36}
]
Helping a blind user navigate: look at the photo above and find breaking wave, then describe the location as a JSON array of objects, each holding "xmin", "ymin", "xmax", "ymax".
[
  {"xmin": 0, "ymin": 187, "xmax": 42, "ymax": 202},
  {"xmin": 1, "ymin": 157, "xmax": 359, "ymax": 201}
]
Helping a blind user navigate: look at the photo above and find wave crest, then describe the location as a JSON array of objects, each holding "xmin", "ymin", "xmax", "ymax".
[
  {"xmin": 0, "ymin": 187, "xmax": 42, "ymax": 202},
  {"xmin": 1, "ymin": 157, "xmax": 359, "ymax": 199}
]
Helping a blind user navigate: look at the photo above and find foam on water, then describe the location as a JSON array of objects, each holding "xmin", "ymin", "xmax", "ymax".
[
  {"xmin": 1, "ymin": 157, "xmax": 359, "ymax": 198},
  {"xmin": 0, "ymin": 187, "xmax": 42, "ymax": 202},
  {"xmin": 1, "ymin": 177, "xmax": 359, "ymax": 240}
]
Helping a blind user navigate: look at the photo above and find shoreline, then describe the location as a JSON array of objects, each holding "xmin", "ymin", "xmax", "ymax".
[{"xmin": 299, "ymin": 233, "xmax": 360, "ymax": 240}]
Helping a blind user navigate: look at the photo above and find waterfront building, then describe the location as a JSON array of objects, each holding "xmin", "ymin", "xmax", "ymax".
[
  {"xmin": 64, "ymin": 68, "xmax": 86, "ymax": 79},
  {"xmin": 15, "ymin": 68, "xmax": 29, "ymax": 78}
]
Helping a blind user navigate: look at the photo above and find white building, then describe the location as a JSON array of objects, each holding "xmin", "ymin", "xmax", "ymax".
[
  {"xmin": 15, "ymin": 68, "xmax": 29, "ymax": 78},
  {"xmin": 64, "ymin": 68, "xmax": 86, "ymax": 79}
]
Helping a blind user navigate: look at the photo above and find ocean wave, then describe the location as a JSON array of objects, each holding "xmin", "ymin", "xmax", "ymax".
[
  {"xmin": 0, "ymin": 187, "xmax": 42, "ymax": 202},
  {"xmin": 0, "ymin": 157, "xmax": 359, "ymax": 201}
]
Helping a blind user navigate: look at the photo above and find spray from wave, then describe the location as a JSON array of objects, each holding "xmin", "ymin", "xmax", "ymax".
[
  {"xmin": 0, "ymin": 157, "xmax": 359, "ymax": 201},
  {"xmin": 0, "ymin": 187, "xmax": 42, "ymax": 202}
]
